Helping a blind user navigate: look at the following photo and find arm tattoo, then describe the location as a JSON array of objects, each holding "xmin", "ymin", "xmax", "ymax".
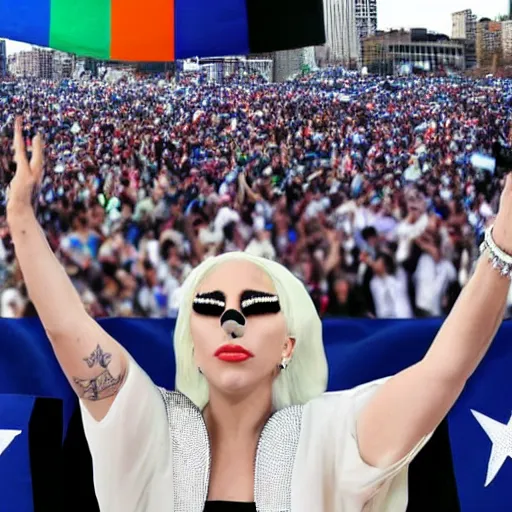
[
  {"xmin": 83, "ymin": 344, "xmax": 112, "ymax": 368},
  {"xmin": 73, "ymin": 345, "xmax": 125, "ymax": 402}
]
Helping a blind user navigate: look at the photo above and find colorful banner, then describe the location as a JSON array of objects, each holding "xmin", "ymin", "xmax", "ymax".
[{"xmin": 0, "ymin": 0, "xmax": 325, "ymax": 61}]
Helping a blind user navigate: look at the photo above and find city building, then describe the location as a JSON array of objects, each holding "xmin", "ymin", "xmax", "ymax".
[
  {"xmin": 502, "ymin": 20, "xmax": 512, "ymax": 64},
  {"xmin": 9, "ymin": 48, "xmax": 76, "ymax": 79},
  {"xmin": 452, "ymin": 9, "xmax": 477, "ymax": 40},
  {"xmin": 363, "ymin": 29, "xmax": 465, "ymax": 75},
  {"xmin": 0, "ymin": 39, "xmax": 6, "ymax": 77},
  {"xmin": 9, "ymin": 51, "xmax": 36, "ymax": 77},
  {"xmin": 451, "ymin": 9, "xmax": 477, "ymax": 69},
  {"xmin": 9, "ymin": 48, "xmax": 53, "ymax": 78},
  {"xmin": 476, "ymin": 19, "xmax": 502, "ymax": 68},
  {"xmin": 320, "ymin": 0, "xmax": 359, "ymax": 66},
  {"xmin": 355, "ymin": 0, "xmax": 378, "ymax": 41}
]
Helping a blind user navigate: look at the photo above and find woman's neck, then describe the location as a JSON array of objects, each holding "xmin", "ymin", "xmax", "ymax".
[{"xmin": 204, "ymin": 384, "xmax": 273, "ymax": 441}]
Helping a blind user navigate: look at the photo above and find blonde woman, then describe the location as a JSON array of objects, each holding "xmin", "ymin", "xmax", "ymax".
[{"xmin": 7, "ymin": 118, "xmax": 512, "ymax": 512}]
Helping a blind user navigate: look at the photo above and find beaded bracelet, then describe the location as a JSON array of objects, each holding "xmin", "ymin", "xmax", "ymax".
[{"xmin": 480, "ymin": 225, "xmax": 512, "ymax": 280}]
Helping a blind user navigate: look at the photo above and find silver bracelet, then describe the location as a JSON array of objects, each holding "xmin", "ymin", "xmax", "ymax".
[{"xmin": 480, "ymin": 225, "xmax": 512, "ymax": 279}]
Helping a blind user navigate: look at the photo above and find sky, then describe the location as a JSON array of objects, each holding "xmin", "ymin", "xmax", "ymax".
[
  {"xmin": 378, "ymin": 0, "xmax": 507, "ymax": 34},
  {"xmin": 2, "ymin": 0, "xmax": 510, "ymax": 55}
]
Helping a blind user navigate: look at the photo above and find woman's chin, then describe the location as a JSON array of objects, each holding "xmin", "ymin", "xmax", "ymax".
[{"xmin": 210, "ymin": 368, "xmax": 257, "ymax": 396}]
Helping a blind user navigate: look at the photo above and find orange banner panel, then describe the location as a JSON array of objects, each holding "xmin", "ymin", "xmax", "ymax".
[{"xmin": 111, "ymin": 0, "xmax": 175, "ymax": 61}]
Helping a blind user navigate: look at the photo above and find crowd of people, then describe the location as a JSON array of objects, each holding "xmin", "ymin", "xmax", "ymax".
[{"xmin": 0, "ymin": 71, "xmax": 511, "ymax": 319}]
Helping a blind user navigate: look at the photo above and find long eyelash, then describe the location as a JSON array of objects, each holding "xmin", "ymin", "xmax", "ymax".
[
  {"xmin": 193, "ymin": 292, "xmax": 226, "ymax": 317},
  {"xmin": 194, "ymin": 297, "xmax": 225, "ymax": 308},
  {"xmin": 241, "ymin": 295, "xmax": 280, "ymax": 309},
  {"xmin": 240, "ymin": 292, "xmax": 281, "ymax": 316}
]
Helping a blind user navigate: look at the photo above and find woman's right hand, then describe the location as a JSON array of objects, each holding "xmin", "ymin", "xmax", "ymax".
[{"xmin": 7, "ymin": 117, "xmax": 44, "ymax": 217}]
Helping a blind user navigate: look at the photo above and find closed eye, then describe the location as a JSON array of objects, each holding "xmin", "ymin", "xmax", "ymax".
[
  {"xmin": 193, "ymin": 291, "xmax": 226, "ymax": 317},
  {"xmin": 240, "ymin": 290, "xmax": 281, "ymax": 317}
]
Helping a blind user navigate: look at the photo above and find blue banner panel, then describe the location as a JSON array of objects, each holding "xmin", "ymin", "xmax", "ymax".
[
  {"xmin": 0, "ymin": 0, "xmax": 51, "ymax": 47},
  {"xmin": 174, "ymin": 0, "xmax": 250, "ymax": 59}
]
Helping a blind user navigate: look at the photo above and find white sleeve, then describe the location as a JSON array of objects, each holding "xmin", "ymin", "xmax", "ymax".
[
  {"xmin": 339, "ymin": 379, "xmax": 431, "ymax": 503},
  {"xmin": 80, "ymin": 357, "xmax": 172, "ymax": 512},
  {"xmin": 297, "ymin": 379, "xmax": 432, "ymax": 511}
]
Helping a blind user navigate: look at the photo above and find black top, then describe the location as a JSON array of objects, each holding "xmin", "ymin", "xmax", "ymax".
[{"xmin": 204, "ymin": 501, "xmax": 257, "ymax": 511}]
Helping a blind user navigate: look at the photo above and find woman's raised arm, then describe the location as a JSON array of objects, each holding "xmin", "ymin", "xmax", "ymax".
[
  {"xmin": 357, "ymin": 174, "xmax": 512, "ymax": 470},
  {"xmin": 7, "ymin": 118, "xmax": 128, "ymax": 422}
]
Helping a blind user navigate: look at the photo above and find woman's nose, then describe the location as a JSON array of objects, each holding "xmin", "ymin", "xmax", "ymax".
[{"xmin": 220, "ymin": 309, "xmax": 246, "ymax": 339}]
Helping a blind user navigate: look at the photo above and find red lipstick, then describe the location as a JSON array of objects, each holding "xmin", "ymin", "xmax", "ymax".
[{"xmin": 214, "ymin": 344, "xmax": 254, "ymax": 363}]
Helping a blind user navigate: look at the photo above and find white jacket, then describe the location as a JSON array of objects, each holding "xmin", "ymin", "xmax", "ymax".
[{"xmin": 81, "ymin": 359, "xmax": 431, "ymax": 512}]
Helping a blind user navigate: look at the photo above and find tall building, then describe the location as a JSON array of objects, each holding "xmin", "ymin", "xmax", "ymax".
[
  {"xmin": 451, "ymin": 9, "xmax": 477, "ymax": 69},
  {"xmin": 321, "ymin": 0, "xmax": 359, "ymax": 66},
  {"xmin": 9, "ymin": 51, "xmax": 36, "ymax": 77},
  {"xmin": 355, "ymin": 0, "xmax": 378, "ymax": 41},
  {"xmin": 9, "ymin": 48, "xmax": 54, "ymax": 78},
  {"xmin": 502, "ymin": 20, "xmax": 512, "ymax": 63},
  {"xmin": 476, "ymin": 19, "xmax": 503, "ymax": 68},
  {"xmin": 0, "ymin": 39, "xmax": 6, "ymax": 77},
  {"xmin": 9, "ymin": 48, "xmax": 77, "ymax": 79},
  {"xmin": 452, "ymin": 10, "xmax": 477, "ymax": 40}
]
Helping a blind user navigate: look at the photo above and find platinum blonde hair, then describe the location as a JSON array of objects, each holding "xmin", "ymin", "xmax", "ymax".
[{"xmin": 174, "ymin": 252, "xmax": 328, "ymax": 411}]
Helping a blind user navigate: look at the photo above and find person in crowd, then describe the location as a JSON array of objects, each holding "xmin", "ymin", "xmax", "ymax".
[
  {"xmin": 413, "ymin": 230, "xmax": 458, "ymax": 317},
  {"xmin": 368, "ymin": 251, "xmax": 413, "ymax": 319}
]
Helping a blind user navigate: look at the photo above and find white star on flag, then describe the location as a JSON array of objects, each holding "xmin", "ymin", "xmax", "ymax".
[
  {"xmin": 471, "ymin": 410, "xmax": 512, "ymax": 487},
  {"xmin": 0, "ymin": 429, "xmax": 22, "ymax": 457}
]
